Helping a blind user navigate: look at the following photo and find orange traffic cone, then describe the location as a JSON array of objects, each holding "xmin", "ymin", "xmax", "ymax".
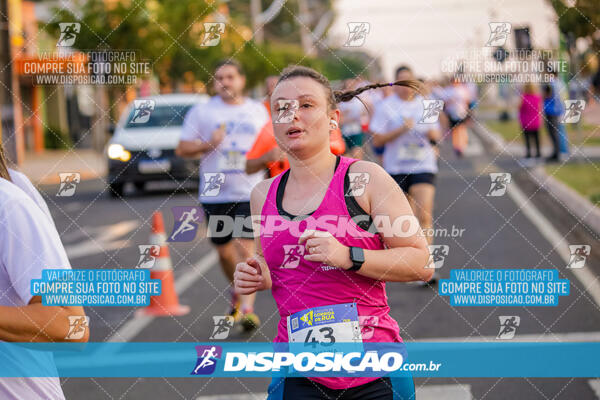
[{"xmin": 137, "ymin": 211, "xmax": 190, "ymax": 317}]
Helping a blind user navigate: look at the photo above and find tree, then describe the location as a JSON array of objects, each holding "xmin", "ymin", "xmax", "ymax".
[{"xmin": 547, "ymin": 0, "xmax": 600, "ymax": 50}]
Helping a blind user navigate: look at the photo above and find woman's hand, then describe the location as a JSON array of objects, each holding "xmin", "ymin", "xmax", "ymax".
[
  {"xmin": 234, "ymin": 257, "xmax": 267, "ymax": 294},
  {"xmin": 298, "ymin": 229, "xmax": 352, "ymax": 269}
]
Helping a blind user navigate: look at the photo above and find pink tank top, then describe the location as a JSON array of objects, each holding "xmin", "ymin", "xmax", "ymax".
[{"xmin": 260, "ymin": 156, "xmax": 402, "ymax": 389}]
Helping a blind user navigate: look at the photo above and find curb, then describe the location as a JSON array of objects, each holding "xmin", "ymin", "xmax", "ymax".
[
  {"xmin": 470, "ymin": 122, "xmax": 507, "ymax": 154},
  {"xmin": 471, "ymin": 121, "xmax": 600, "ymax": 237}
]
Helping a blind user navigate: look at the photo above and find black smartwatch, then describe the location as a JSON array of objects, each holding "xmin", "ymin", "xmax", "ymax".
[{"xmin": 348, "ymin": 247, "xmax": 365, "ymax": 271}]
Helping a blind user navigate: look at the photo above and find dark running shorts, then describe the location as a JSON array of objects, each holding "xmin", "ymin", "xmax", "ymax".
[
  {"xmin": 448, "ymin": 116, "xmax": 467, "ymax": 128},
  {"xmin": 392, "ymin": 172, "xmax": 436, "ymax": 193},
  {"xmin": 343, "ymin": 133, "xmax": 364, "ymax": 149},
  {"xmin": 201, "ymin": 201, "xmax": 253, "ymax": 245}
]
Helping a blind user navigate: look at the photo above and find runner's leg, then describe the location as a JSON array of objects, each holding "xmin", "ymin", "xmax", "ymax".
[
  {"xmin": 408, "ymin": 183, "xmax": 435, "ymax": 246},
  {"xmin": 408, "ymin": 181, "xmax": 437, "ymax": 284}
]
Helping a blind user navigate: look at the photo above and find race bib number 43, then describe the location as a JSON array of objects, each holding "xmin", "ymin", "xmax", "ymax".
[{"xmin": 287, "ymin": 303, "xmax": 362, "ymax": 345}]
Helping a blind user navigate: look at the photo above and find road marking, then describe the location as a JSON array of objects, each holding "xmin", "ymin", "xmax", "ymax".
[
  {"xmin": 588, "ymin": 379, "xmax": 600, "ymax": 399},
  {"xmin": 194, "ymin": 384, "xmax": 472, "ymax": 400},
  {"xmin": 412, "ymin": 330, "xmax": 600, "ymax": 342},
  {"xmin": 463, "ymin": 129, "xmax": 484, "ymax": 157},
  {"xmin": 417, "ymin": 384, "xmax": 472, "ymax": 400},
  {"xmin": 506, "ymin": 179, "xmax": 600, "ymax": 308},
  {"xmin": 65, "ymin": 220, "xmax": 139, "ymax": 259},
  {"xmin": 105, "ymin": 250, "xmax": 218, "ymax": 343}
]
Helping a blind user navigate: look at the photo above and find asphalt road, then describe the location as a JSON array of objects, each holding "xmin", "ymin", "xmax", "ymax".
[{"xmin": 37, "ymin": 130, "xmax": 600, "ymax": 400}]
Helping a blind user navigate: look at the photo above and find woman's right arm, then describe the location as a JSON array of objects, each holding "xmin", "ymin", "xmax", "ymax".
[{"xmin": 234, "ymin": 179, "xmax": 273, "ymax": 294}]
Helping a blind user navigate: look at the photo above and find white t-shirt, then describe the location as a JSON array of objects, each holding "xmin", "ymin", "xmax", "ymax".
[
  {"xmin": 338, "ymin": 97, "xmax": 365, "ymax": 137},
  {"xmin": 8, "ymin": 169, "xmax": 53, "ymax": 224},
  {"xmin": 370, "ymin": 94, "xmax": 439, "ymax": 174},
  {"xmin": 180, "ymin": 96, "xmax": 269, "ymax": 203},
  {"xmin": 434, "ymin": 85, "xmax": 470, "ymax": 120},
  {"xmin": 0, "ymin": 178, "xmax": 69, "ymax": 400}
]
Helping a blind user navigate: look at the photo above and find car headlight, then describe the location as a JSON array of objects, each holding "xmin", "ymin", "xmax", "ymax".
[{"xmin": 107, "ymin": 144, "xmax": 131, "ymax": 162}]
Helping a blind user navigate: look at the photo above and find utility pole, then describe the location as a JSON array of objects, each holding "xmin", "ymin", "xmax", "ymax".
[{"xmin": 297, "ymin": 0, "xmax": 315, "ymax": 56}]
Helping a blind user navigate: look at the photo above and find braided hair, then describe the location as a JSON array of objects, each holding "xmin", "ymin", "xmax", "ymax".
[
  {"xmin": 0, "ymin": 141, "xmax": 11, "ymax": 181},
  {"xmin": 277, "ymin": 65, "xmax": 422, "ymax": 111}
]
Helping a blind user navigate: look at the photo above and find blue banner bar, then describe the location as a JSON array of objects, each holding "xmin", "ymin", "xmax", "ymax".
[{"xmin": 1, "ymin": 342, "xmax": 599, "ymax": 378}]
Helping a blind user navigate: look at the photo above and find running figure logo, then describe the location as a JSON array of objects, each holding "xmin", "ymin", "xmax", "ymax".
[
  {"xmin": 274, "ymin": 100, "xmax": 299, "ymax": 124},
  {"xmin": 497, "ymin": 316, "xmax": 520, "ymax": 340},
  {"xmin": 65, "ymin": 316, "xmax": 89, "ymax": 340},
  {"xmin": 191, "ymin": 345, "xmax": 222, "ymax": 375},
  {"xmin": 419, "ymin": 100, "xmax": 444, "ymax": 124},
  {"xmin": 566, "ymin": 245, "xmax": 591, "ymax": 269},
  {"xmin": 358, "ymin": 315, "xmax": 379, "ymax": 340},
  {"xmin": 282, "ymin": 245, "xmax": 305, "ymax": 269},
  {"xmin": 346, "ymin": 172, "xmax": 370, "ymax": 196},
  {"xmin": 210, "ymin": 316, "xmax": 234, "ymax": 339},
  {"xmin": 201, "ymin": 23, "xmax": 225, "ymax": 47},
  {"xmin": 561, "ymin": 100, "xmax": 586, "ymax": 124},
  {"xmin": 57, "ymin": 23, "xmax": 80, "ymax": 47},
  {"xmin": 202, "ymin": 173, "xmax": 226, "ymax": 196},
  {"xmin": 136, "ymin": 245, "xmax": 160, "ymax": 269},
  {"xmin": 56, "ymin": 172, "xmax": 81, "ymax": 197},
  {"xmin": 168, "ymin": 206, "xmax": 203, "ymax": 242},
  {"xmin": 486, "ymin": 22, "xmax": 511, "ymax": 47},
  {"xmin": 487, "ymin": 173, "xmax": 511, "ymax": 197},
  {"xmin": 426, "ymin": 245, "xmax": 449, "ymax": 269},
  {"xmin": 344, "ymin": 22, "xmax": 370, "ymax": 47},
  {"xmin": 130, "ymin": 100, "xmax": 156, "ymax": 124}
]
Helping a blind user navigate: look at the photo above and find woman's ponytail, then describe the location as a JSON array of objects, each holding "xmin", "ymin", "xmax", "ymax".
[{"xmin": 0, "ymin": 141, "xmax": 12, "ymax": 181}]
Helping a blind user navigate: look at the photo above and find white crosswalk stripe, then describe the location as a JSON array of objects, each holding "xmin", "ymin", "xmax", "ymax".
[
  {"xmin": 194, "ymin": 384, "xmax": 473, "ymax": 400},
  {"xmin": 588, "ymin": 379, "xmax": 600, "ymax": 399},
  {"xmin": 64, "ymin": 220, "xmax": 139, "ymax": 260}
]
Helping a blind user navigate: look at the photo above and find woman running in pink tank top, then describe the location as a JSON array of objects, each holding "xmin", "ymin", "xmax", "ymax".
[{"xmin": 234, "ymin": 66, "xmax": 432, "ymax": 399}]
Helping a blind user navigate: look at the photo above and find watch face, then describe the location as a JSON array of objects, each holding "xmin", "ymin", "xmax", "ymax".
[{"xmin": 351, "ymin": 247, "xmax": 365, "ymax": 263}]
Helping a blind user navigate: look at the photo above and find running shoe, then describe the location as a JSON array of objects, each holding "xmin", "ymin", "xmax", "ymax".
[{"xmin": 240, "ymin": 311, "xmax": 261, "ymax": 332}]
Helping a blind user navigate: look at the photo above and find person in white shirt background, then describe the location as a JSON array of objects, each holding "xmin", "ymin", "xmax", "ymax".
[
  {"xmin": 176, "ymin": 59, "xmax": 268, "ymax": 331},
  {"xmin": 0, "ymin": 142, "xmax": 89, "ymax": 400},
  {"xmin": 370, "ymin": 65, "xmax": 441, "ymax": 286}
]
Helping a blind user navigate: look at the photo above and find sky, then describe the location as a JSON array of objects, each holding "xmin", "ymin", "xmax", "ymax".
[{"xmin": 328, "ymin": 0, "xmax": 560, "ymax": 79}]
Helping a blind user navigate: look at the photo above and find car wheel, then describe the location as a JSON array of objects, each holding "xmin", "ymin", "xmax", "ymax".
[
  {"xmin": 109, "ymin": 182, "xmax": 124, "ymax": 198},
  {"xmin": 134, "ymin": 182, "xmax": 146, "ymax": 192}
]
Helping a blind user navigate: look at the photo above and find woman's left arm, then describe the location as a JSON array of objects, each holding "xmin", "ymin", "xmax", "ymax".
[
  {"xmin": 0, "ymin": 197, "xmax": 89, "ymax": 343},
  {"xmin": 301, "ymin": 161, "xmax": 432, "ymax": 282}
]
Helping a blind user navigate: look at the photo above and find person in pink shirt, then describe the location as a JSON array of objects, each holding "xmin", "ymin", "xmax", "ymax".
[
  {"xmin": 519, "ymin": 83, "xmax": 542, "ymax": 159},
  {"xmin": 234, "ymin": 66, "xmax": 432, "ymax": 399}
]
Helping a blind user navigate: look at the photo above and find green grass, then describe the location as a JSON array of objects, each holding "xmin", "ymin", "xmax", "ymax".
[
  {"xmin": 546, "ymin": 163, "xmax": 600, "ymax": 206},
  {"xmin": 485, "ymin": 120, "xmax": 600, "ymax": 147},
  {"xmin": 485, "ymin": 120, "xmax": 521, "ymax": 142}
]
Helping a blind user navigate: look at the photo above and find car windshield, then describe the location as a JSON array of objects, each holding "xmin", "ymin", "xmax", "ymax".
[{"xmin": 123, "ymin": 104, "xmax": 193, "ymax": 128}]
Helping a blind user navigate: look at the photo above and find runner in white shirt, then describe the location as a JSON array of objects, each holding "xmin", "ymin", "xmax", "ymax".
[
  {"xmin": 433, "ymin": 78, "xmax": 471, "ymax": 156},
  {"xmin": 176, "ymin": 59, "xmax": 268, "ymax": 331},
  {"xmin": 0, "ymin": 146, "xmax": 89, "ymax": 400},
  {"xmin": 8, "ymin": 169, "xmax": 53, "ymax": 223},
  {"xmin": 371, "ymin": 65, "xmax": 441, "ymax": 286}
]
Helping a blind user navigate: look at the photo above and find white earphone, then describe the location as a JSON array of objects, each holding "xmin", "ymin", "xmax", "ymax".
[{"xmin": 330, "ymin": 119, "xmax": 338, "ymax": 129}]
